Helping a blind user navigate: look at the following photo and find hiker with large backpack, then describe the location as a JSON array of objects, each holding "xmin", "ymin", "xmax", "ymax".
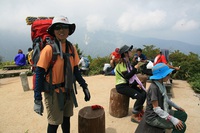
[{"xmin": 31, "ymin": 16, "xmax": 91, "ymax": 133}]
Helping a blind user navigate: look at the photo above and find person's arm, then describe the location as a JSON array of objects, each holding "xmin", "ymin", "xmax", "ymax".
[
  {"xmin": 122, "ymin": 64, "xmax": 139, "ymax": 79},
  {"xmin": 167, "ymin": 64, "xmax": 180, "ymax": 71},
  {"xmin": 152, "ymin": 100, "xmax": 184, "ymax": 129},
  {"xmin": 33, "ymin": 67, "xmax": 45, "ymax": 116},
  {"xmin": 74, "ymin": 66, "xmax": 90, "ymax": 101},
  {"xmin": 167, "ymin": 99, "xmax": 185, "ymax": 112},
  {"xmin": 132, "ymin": 54, "xmax": 137, "ymax": 62},
  {"xmin": 34, "ymin": 67, "xmax": 45, "ymax": 100}
]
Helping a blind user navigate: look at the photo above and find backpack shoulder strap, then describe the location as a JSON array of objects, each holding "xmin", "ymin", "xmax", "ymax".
[
  {"xmin": 49, "ymin": 42, "xmax": 60, "ymax": 63},
  {"xmin": 66, "ymin": 40, "xmax": 75, "ymax": 58},
  {"xmin": 45, "ymin": 42, "xmax": 60, "ymax": 91},
  {"xmin": 46, "ymin": 42, "xmax": 60, "ymax": 75}
]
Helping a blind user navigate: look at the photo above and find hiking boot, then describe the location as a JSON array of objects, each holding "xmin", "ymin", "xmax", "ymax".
[{"xmin": 131, "ymin": 114, "xmax": 142, "ymax": 123}]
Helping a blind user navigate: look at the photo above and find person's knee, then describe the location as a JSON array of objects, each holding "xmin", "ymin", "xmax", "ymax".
[
  {"xmin": 181, "ymin": 111, "xmax": 188, "ymax": 122},
  {"xmin": 110, "ymin": 60, "xmax": 114, "ymax": 67}
]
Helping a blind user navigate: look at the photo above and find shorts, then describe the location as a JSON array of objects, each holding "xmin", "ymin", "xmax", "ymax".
[{"xmin": 44, "ymin": 91, "xmax": 74, "ymax": 125}]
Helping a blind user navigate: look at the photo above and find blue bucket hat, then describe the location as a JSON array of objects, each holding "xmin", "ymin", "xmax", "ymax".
[{"xmin": 150, "ymin": 63, "xmax": 174, "ymax": 80}]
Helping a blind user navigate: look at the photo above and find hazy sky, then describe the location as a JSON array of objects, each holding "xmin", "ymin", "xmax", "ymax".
[{"xmin": 0, "ymin": 0, "xmax": 200, "ymax": 57}]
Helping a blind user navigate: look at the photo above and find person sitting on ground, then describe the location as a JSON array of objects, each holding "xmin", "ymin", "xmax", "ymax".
[
  {"xmin": 110, "ymin": 48, "xmax": 121, "ymax": 68},
  {"xmin": 115, "ymin": 45, "xmax": 146, "ymax": 123},
  {"xmin": 145, "ymin": 63, "xmax": 187, "ymax": 132},
  {"xmin": 102, "ymin": 48, "xmax": 121, "ymax": 76},
  {"xmin": 132, "ymin": 48, "xmax": 147, "ymax": 63},
  {"xmin": 78, "ymin": 56, "xmax": 90, "ymax": 75},
  {"xmin": 154, "ymin": 49, "xmax": 180, "ymax": 71},
  {"xmin": 14, "ymin": 49, "xmax": 26, "ymax": 66}
]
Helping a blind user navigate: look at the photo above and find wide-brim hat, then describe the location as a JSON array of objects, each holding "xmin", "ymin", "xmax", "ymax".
[
  {"xmin": 119, "ymin": 45, "xmax": 133, "ymax": 55},
  {"xmin": 47, "ymin": 16, "xmax": 76, "ymax": 36},
  {"xmin": 150, "ymin": 63, "xmax": 174, "ymax": 80}
]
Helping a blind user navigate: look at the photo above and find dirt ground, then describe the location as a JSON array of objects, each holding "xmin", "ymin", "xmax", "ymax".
[{"xmin": 0, "ymin": 74, "xmax": 200, "ymax": 133}]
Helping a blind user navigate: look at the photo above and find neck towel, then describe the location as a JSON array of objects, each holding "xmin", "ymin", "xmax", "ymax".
[
  {"xmin": 63, "ymin": 42, "xmax": 78, "ymax": 107},
  {"xmin": 154, "ymin": 81, "xmax": 169, "ymax": 113},
  {"xmin": 126, "ymin": 62, "xmax": 146, "ymax": 91}
]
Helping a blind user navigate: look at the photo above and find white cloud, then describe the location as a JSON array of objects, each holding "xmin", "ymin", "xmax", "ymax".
[
  {"xmin": 86, "ymin": 15, "xmax": 105, "ymax": 32},
  {"xmin": 117, "ymin": 8, "xmax": 166, "ymax": 32},
  {"xmin": 0, "ymin": 0, "xmax": 200, "ymax": 48},
  {"xmin": 172, "ymin": 19, "xmax": 199, "ymax": 31}
]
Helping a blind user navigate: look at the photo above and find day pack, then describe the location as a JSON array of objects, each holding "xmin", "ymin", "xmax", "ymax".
[{"xmin": 83, "ymin": 57, "xmax": 90, "ymax": 68}]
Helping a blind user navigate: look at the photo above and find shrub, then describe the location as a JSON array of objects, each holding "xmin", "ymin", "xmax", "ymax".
[
  {"xmin": 0, "ymin": 61, "xmax": 15, "ymax": 69},
  {"xmin": 89, "ymin": 56, "xmax": 110, "ymax": 75},
  {"xmin": 187, "ymin": 73, "xmax": 200, "ymax": 93}
]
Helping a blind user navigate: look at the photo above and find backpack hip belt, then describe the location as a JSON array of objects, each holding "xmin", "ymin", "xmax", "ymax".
[{"xmin": 43, "ymin": 81, "xmax": 65, "ymax": 92}]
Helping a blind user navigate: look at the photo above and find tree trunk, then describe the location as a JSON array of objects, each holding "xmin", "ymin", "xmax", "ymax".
[
  {"xmin": 78, "ymin": 106, "xmax": 105, "ymax": 133},
  {"xmin": 109, "ymin": 88, "xmax": 130, "ymax": 118}
]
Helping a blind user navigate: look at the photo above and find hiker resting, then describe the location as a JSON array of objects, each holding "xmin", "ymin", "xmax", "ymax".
[
  {"xmin": 132, "ymin": 48, "xmax": 147, "ymax": 64},
  {"xmin": 115, "ymin": 45, "xmax": 146, "ymax": 123},
  {"xmin": 33, "ymin": 16, "xmax": 90, "ymax": 133},
  {"xmin": 78, "ymin": 56, "xmax": 90, "ymax": 76},
  {"xmin": 154, "ymin": 49, "xmax": 180, "ymax": 71},
  {"xmin": 110, "ymin": 47, "xmax": 121, "ymax": 69},
  {"xmin": 14, "ymin": 49, "xmax": 26, "ymax": 66},
  {"xmin": 145, "ymin": 63, "xmax": 187, "ymax": 132}
]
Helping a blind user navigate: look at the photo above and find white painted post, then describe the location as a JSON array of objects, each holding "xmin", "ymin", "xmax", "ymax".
[{"xmin": 20, "ymin": 72, "xmax": 30, "ymax": 91}]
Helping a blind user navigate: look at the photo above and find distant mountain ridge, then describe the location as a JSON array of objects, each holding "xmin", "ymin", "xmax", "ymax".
[
  {"xmin": 1, "ymin": 29, "xmax": 200, "ymax": 61},
  {"xmin": 72, "ymin": 30, "xmax": 200, "ymax": 58}
]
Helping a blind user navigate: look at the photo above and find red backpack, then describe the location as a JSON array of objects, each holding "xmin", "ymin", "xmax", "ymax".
[
  {"xmin": 26, "ymin": 17, "xmax": 58, "ymax": 90},
  {"xmin": 31, "ymin": 19, "xmax": 53, "ymax": 46},
  {"xmin": 27, "ymin": 17, "xmax": 56, "ymax": 68}
]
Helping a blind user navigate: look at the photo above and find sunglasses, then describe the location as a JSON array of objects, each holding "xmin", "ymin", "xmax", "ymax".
[{"xmin": 54, "ymin": 24, "xmax": 69, "ymax": 30}]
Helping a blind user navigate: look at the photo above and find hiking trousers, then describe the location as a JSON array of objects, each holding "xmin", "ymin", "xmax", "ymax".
[
  {"xmin": 146, "ymin": 110, "xmax": 187, "ymax": 133},
  {"xmin": 116, "ymin": 84, "xmax": 146, "ymax": 114}
]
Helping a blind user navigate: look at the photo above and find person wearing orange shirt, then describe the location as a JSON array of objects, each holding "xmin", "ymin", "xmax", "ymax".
[
  {"xmin": 33, "ymin": 16, "xmax": 90, "ymax": 133},
  {"xmin": 110, "ymin": 48, "xmax": 121, "ymax": 68},
  {"xmin": 154, "ymin": 49, "xmax": 180, "ymax": 71}
]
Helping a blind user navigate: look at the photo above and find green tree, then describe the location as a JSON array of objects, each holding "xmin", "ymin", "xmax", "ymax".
[
  {"xmin": 0, "ymin": 55, "xmax": 2, "ymax": 63},
  {"xmin": 142, "ymin": 45, "xmax": 160, "ymax": 60},
  {"xmin": 74, "ymin": 43, "xmax": 83, "ymax": 58},
  {"xmin": 89, "ymin": 56, "xmax": 110, "ymax": 75}
]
